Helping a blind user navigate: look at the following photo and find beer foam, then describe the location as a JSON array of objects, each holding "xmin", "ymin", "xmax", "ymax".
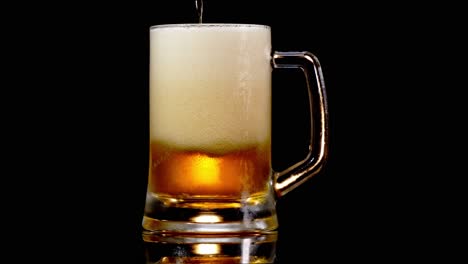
[{"xmin": 150, "ymin": 24, "xmax": 272, "ymax": 153}]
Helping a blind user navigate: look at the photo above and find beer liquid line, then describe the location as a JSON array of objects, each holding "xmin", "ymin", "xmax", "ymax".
[{"xmin": 196, "ymin": 0, "xmax": 203, "ymax": 23}]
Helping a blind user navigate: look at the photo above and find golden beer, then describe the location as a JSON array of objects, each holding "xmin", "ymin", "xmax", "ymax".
[{"xmin": 149, "ymin": 141, "xmax": 271, "ymax": 197}]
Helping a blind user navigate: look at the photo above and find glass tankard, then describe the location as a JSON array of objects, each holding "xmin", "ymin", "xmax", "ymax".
[{"xmin": 143, "ymin": 24, "xmax": 328, "ymax": 233}]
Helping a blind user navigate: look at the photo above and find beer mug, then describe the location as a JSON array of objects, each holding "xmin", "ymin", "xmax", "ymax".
[{"xmin": 143, "ymin": 23, "xmax": 328, "ymax": 233}]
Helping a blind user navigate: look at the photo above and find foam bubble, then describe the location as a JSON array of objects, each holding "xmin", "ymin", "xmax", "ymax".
[{"xmin": 150, "ymin": 25, "xmax": 271, "ymax": 153}]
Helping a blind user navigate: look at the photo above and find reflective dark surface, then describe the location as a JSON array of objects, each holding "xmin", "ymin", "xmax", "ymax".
[{"xmin": 143, "ymin": 232, "xmax": 277, "ymax": 263}]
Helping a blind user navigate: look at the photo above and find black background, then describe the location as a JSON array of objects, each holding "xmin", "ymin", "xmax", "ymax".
[{"xmin": 9, "ymin": 0, "xmax": 456, "ymax": 262}]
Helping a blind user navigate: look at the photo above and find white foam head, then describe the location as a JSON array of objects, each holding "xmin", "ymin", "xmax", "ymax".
[{"xmin": 150, "ymin": 24, "xmax": 272, "ymax": 153}]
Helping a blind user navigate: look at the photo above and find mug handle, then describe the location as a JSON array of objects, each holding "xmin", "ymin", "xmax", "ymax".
[{"xmin": 272, "ymin": 51, "xmax": 329, "ymax": 197}]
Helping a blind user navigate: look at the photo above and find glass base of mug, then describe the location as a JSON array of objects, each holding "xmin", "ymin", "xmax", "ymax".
[
  {"xmin": 143, "ymin": 192, "xmax": 278, "ymax": 233},
  {"xmin": 143, "ymin": 231, "xmax": 277, "ymax": 263}
]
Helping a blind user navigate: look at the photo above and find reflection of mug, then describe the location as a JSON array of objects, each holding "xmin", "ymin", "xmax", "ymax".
[
  {"xmin": 143, "ymin": 232, "xmax": 277, "ymax": 263},
  {"xmin": 143, "ymin": 24, "xmax": 328, "ymax": 233}
]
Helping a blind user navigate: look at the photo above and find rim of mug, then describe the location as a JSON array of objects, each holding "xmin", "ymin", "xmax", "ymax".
[{"xmin": 150, "ymin": 23, "xmax": 270, "ymax": 30}]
